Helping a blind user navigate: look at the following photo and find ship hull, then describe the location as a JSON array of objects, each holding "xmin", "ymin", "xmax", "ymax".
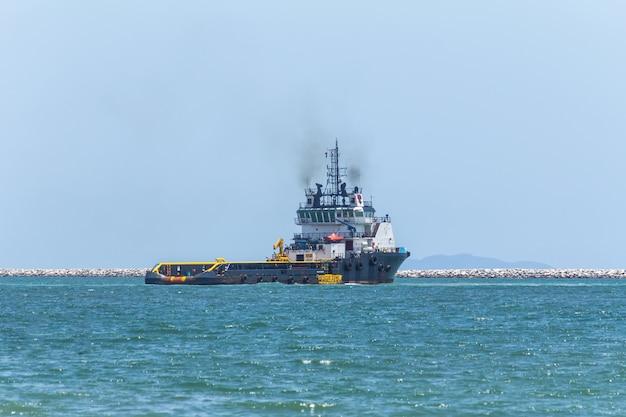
[{"xmin": 145, "ymin": 251, "xmax": 409, "ymax": 285}]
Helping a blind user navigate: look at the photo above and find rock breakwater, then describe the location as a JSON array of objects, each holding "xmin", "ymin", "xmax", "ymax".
[
  {"xmin": 0, "ymin": 268, "xmax": 147, "ymax": 277},
  {"xmin": 2, "ymin": 268, "xmax": 625, "ymax": 279},
  {"xmin": 397, "ymin": 269, "xmax": 626, "ymax": 279}
]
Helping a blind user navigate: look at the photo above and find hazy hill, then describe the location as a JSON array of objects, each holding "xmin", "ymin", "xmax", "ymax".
[{"xmin": 400, "ymin": 254, "xmax": 552, "ymax": 270}]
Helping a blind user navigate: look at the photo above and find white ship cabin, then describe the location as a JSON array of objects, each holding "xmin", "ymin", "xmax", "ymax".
[{"xmin": 286, "ymin": 183, "xmax": 398, "ymax": 262}]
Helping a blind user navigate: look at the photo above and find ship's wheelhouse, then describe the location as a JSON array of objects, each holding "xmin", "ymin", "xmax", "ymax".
[{"xmin": 286, "ymin": 141, "xmax": 400, "ymax": 261}]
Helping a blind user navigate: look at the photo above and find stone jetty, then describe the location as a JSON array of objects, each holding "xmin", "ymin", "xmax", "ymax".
[
  {"xmin": 396, "ymin": 269, "xmax": 626, "ymax": 279},
  {"xmin": 2, "ymin": 268, "xmax": 625, "ymax": 279},
  {"xmin": 0, "ymin": 268, "xmax": 147, "ymax": 277}
]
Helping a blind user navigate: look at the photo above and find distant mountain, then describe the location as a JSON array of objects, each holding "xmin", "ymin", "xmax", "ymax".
[{"xmin": 400, "ymin": 253, "xmax": 552, "ymax": 270}]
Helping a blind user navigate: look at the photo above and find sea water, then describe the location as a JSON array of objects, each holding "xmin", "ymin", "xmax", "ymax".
[{"xmin": 1, "ymin": 277, "xmax": 625, "ymax": 416}]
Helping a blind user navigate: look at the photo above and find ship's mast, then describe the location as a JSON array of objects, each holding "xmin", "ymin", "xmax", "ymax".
[
  {"xmin": 325, "ymin": 140, "xmax": 348, "ymax": 206},
  {"xmin": 327, "ymin": 140, "xmax": 339, "ymax": 204}
]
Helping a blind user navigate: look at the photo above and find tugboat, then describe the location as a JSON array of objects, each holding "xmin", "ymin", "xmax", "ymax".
[{"xmin": 145, "ymin": 141, "xmax": 410, "ymax": 285}]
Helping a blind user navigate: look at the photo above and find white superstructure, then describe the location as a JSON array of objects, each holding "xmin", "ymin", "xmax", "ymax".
[{"xmin": 285, "ymin": 141, "xmax": 399, "ymax": 262}]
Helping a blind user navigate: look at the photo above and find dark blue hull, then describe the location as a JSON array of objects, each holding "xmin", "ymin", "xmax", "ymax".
[{"xmin": 145, "ymin": 251, "xmax": 409, "ymax": 285}]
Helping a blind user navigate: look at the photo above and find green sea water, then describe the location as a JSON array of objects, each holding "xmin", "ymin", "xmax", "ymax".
[{"xmin": 1, "ymin": 277, "xmax": 625, "ymax": 416}]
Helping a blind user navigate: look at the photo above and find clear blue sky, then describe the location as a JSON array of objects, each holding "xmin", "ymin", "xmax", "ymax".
[{"xmin": 1, "ymin": 1, "xmax": 625, "ymax": 269}]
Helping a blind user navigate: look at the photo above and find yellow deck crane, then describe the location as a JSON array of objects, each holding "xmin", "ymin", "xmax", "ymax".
[{"xmin": 271, "ymin": 238, "xmax": 290, "ymax": 262}]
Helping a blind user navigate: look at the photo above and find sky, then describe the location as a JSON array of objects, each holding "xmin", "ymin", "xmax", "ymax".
[{"xmin": 1, "ymin": 1, "xmax": 625, "ymax": 269}]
